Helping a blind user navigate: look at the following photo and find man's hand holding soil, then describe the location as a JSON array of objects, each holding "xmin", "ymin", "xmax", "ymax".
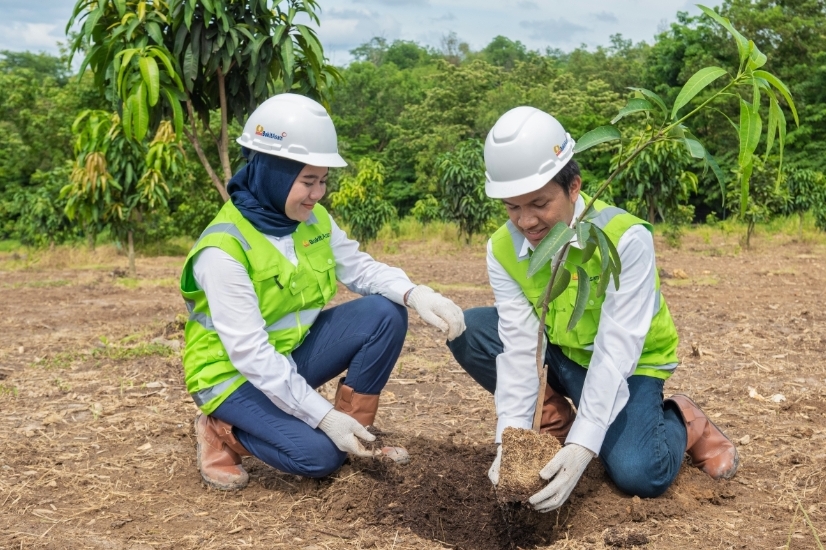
[{"xmin": 529, "ymin": 443, "xmax": 594, "ymax": 512}]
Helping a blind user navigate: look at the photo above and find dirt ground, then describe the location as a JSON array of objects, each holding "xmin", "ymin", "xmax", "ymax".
[{"xmin": 0, "ymin": 227, "xmax": 824, "ymax": 549}]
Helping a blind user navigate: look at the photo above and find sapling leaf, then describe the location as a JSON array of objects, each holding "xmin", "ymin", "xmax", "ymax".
[
  {"xmin": 754, "ymin": 70, "xmax": 798, "ymax": 126},
  {"xmin": 611, "ymin": 98, "xmax": 653, "ymax": 125},
  {"xmin": 683, "ymin": 138, "xmax": 705, "ymax": 159},
  {"xmin": 697, "ymin": 5, "xmax": 750, "ymax": 65},
  {"xmin": 628, "ymin": 87, "xmax": 668, "ymax": 119},
  {"xmin": 573, "ymin": 126, "xmax": 621, "ymax": 154},
  {"xmin": 567, "ymin": 266, "xmax": 590, "ymax": 331},
  {"xmin": 671, "ymin": 66, "xmax": 728, "ymax": 119},
  {"xmin": 596, "ymin": 265, "xmax": 611, "ymax": 298},
  {"xmin": 527, "ymin": 222, "xmax": 575, "ymax": 278},
  {"xmin": 537, "ymin": 267, "xmax": 571, "ymax": 308},
  {"xmin": 591, "ymin": 225, "xmax": 611, "ymax": 273},
  {"xmin": 599, "ymin": 226, "xmax": 622, "ymax": 277},
  {"xmin": 579, "ymin": 240, "xmax": 597, "ymax": 265},
  {"xmin": 738, "ymin": 99, "xmax": 762, "ymax": 166},
  {"xmin": 576, "ymin": 221, "xmax": 592, "ymax": 248},
  {"xmin": 740, "ymin": 159, "xmax": 754, "ymax": 217},
  {"xmin": 704, "ymin": 150, "xmax": 727, "ymax": 209}
]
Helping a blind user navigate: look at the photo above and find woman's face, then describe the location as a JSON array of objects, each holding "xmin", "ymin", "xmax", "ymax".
[{"xmin": 284, "ymin": 164, "xmax": 328, "ymax": 221}]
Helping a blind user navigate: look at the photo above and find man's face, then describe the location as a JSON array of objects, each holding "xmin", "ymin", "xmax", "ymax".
[{"xmin": 502, "ymin": 176, "xmax": 581, "ymax": 247}]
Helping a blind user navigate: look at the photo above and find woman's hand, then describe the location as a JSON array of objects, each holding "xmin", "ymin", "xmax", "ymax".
[
  {"xmin": 318, "ymin": 409, "xmax": 376, "ymax": 457},
  {"xmin": 529, "ymin": 443, "xmax": 594, "ymax": 512},
  {"xmin": 406, "ymin": 285, "xmax": 466, "ymax": 340}
]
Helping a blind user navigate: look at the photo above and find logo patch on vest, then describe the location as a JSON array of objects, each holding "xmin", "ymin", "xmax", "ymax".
[{"xmin": 303, "ymin": 233, "xmax": 331, "ymax": 247}]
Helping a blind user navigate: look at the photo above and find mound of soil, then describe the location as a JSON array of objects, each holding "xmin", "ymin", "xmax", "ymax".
[
  {"xmin": 497, "ymin": 427, "xmax": 562, "ymax": 503},
  {"xmin": 304, "ymin": 434, "xmax": 739, "ymax": 550}
]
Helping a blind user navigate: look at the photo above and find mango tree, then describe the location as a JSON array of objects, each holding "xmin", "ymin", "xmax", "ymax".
[
  {"xmin": 525, "ymin": 5, "xmax": 797, "ymax": 428},
  {"xmin": 62, "ymin": 111, "xmax": 185, "ymax": 276},
  {"xmin": 329, "ymin": 158, "xmax": 397, "ymax": 244},
  {"xmin": 67, "ymin": 0, "xmax": 340, "ymax": 201}
]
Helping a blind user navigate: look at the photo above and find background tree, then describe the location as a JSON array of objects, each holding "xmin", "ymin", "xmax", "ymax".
[
  {"xmin": 437, "ymin": 139, "xmax": 501, "ymax": 244},
  {"xmin": 68, "ymin": 0, "xmax": 340, "ymax": 201},
  {"xmin": 63, "ymin": 111, "xmax": 185, "ymax": 274},
  {"xmin": 329, "ymin": 159, "xmax": 397, "ymax": 244},
  {"xmin": 783, "ymin": 167, "xmax": 825, "ymax": 236}
]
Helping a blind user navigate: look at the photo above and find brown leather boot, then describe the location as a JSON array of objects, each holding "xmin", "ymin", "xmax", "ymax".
[
  {"xmin": 666, "ymin": 394, "xmax": 739, "ymax": 480},
  {"xmin": 539, "ymin": 383, "xmax": 576, "ymax": 445},
  {"xmin": 194, "ymin": 413, "xmax": 251, "ymax": 490},
  {"xmin": 333, "ymin": 378, "xmax": 409, "ymax": 464}
]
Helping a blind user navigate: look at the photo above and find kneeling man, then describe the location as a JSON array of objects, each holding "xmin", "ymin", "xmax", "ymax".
[{"xmin": 448, "ymin": 106, "xmax": 738, "ymax": 512}]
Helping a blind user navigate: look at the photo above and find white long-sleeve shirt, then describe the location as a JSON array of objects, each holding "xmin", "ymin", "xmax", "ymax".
[
  {"xmin": 193, "ymin": 216, "xmax": 415, "ymax": 429},
  {"xmin": 489, "ymin": 196, "xmax": 675, "ymax": 454}
]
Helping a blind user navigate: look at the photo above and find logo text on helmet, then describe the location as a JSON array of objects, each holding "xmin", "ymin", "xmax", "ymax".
[
  {"xmin": 554, "ymin": 138, "xmax": 569, "ymax": 157},
  {"xmin": 255, "ymin": 125, "xmax": 286, "ymax": 141}
]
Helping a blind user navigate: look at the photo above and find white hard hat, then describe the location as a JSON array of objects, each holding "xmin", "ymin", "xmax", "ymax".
[
  {"xmin": 237, "ymin": 93, "xmax": 347, "ymax": 167},
  {"xmin": 484, "ymin": 106, "xmax": 575, "ymax": 199}
]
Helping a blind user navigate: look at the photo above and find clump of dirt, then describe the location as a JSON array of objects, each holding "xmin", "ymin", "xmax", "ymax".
[
  {"xmin": 603, "ymin": 525, "xmax": 650, "ymax": 547},
  {"xmin": 497, "ymin": 427, "xmax": 561, "ymax": 503}
]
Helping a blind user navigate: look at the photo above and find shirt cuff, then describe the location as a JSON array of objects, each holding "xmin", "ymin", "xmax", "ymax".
[
  {"xmin": 296, "ymin": 390, "xmax": 335, "ymax": 429},
  {"xmin": 495, "ymin": 415, "xmax": 533, "ymax": 444},
  {"xmin": 386, "ymin": 280, "xmax": 416, "ymax": 306},
  {"xmin": 565, "ymin": 415, "xmax": 607, "ymax": 455}
]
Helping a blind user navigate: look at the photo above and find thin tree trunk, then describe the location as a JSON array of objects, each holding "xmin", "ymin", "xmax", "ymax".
[
  {"xmin": 86, "ymin": 226, "xmax": 96, "ymax": 251},
  {"xmin": 127, "ymin": 230, "xmax": 136, "ymax": 278},
  {"xmin": 648, "ymin": 194, "xmax": 656, "ymax": 224},
  {"xmin": 799, "ymin": 212, "xmax": 804, "ymax": 239},
  {"xmin": 184, "ymin": 100, "xmax": 230, "ymax": 202},
  {"xmin": 746, "ymin": 220, "xmax": 754, "ymax": 249},
  {"xmin": 216, "ymin": 67, "xmax": 233, "ymax": 184}
]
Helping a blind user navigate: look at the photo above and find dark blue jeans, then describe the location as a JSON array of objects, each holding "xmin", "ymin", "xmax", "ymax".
[
  {"xmin": 447, "ymin": 307, "xmax": 687, "ymax": 498},
  {"xmin": 212, "ymin": 295, "xmax": 408, "ymax": 478}
]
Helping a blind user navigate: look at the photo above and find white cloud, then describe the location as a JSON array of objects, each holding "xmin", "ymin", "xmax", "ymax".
[
  {"xmin": 591, "ymin": 11, "xmax": 618, "ymax": 24},
  {"xmin": 519, "ymin": 19, "xmax": 590, "ymax": 43},
  {"xmin": 0, "ymin": 22, "xmax": 63, "ymax": 51},
  {"xmin": 516, "ymin": 1, "xmax": 539, "ymax": 9},
  {"xmin": 316, "ymin": 7, "xmax": 402, "ymax": 54}
]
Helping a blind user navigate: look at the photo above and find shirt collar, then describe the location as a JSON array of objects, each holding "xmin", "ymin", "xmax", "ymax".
[{"xmin": 516, "ymin": 194, "xmax": 586, "ymax": 261}]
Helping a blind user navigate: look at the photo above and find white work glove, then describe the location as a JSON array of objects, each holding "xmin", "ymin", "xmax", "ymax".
[
  {"xmin": 317, "ymin": 409, "xmax": 376, "ymax": 458},
  {"xmin": 406, "ymin": 285, "xmax": 466, "ymax": 340},
  {"xmin": 488, "ymin": 445, "xmax": 502, "ymax": 486},
  {"xmin": 528, "ymin": 443, "xmax": 595, "ymax": 513}
]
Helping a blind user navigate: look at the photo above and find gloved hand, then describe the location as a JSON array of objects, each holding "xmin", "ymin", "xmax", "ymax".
[
  {"xmin": 488, "ymin": 445, "xmax": 502, "ymax": 486},
  {"xmin": 406, "ymin": 285, "xmax": 466, "ymax": 340},
  {"xmin": 528, "ymin": 443, "xmax": 595, "ymax": 513},
  {"xmin": 318, "ymin": 409, "xmax": 376, "ymax": 458}
]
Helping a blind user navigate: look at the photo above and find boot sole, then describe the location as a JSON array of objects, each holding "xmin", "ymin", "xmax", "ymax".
[
  {"xmin": 194, "ymin": 414, "xmax": 249, "ymax": 491},
  {"xmin": 671, "ymin": 394, "xmax": 740, "ymax": 479}
]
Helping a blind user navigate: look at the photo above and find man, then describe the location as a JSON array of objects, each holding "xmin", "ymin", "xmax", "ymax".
[{"xmin": 447, "ymin": 106, "xmax": 738, "ymax": 512}]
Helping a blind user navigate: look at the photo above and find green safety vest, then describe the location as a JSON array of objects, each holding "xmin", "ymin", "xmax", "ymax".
[
  {"xmin": 490, "ymin": 193, "xmax": 679, "ymax": 379},
  {"xmin": 180, "ymin": 201, "xmax": 338, "ymax": 414}
]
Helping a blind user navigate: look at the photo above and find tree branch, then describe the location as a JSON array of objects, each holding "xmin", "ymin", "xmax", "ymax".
[
  {"xmin": 217, "ymin": 67, "xmax": 233, "ymax": 184},
  {"xmin": 184, "ymin": 100, "xmax": 229, "ymax": 202}
]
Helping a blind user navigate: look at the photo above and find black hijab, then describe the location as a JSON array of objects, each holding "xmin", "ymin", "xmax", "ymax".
[{"xmin": 226, "ymin": 148, "xmax": 306, "ymax": 237}]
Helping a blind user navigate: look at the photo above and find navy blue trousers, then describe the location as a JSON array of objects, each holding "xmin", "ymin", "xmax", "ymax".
[
  {"xmin": 447, "ymin": 307, "xmax": 687, "ymax": 498},
  {"xmin": 212, "ymin": 295, "xmax": 408, "ymax": 478}
]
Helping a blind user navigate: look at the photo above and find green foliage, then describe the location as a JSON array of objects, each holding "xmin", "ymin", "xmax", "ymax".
[
  {"xmin": 5, "ymin": 165, "xmax": 80, "ymax": 246},
  {"xmin": 436, "ymin": 139, "xmax": 500, "ymax": 243},
  {"xmin": 330, "ymin": 159, "xmax": 397, "ymax": 244},
  {"xmin": 410, "ymin": 194, "xmax": 442, "ymax": 224},
  {"xmin": 68, "ymin": 0, "xmax": 340, "ymax": 198},
  {"xmin": 612, "ymin": 134, "xmax": 699, "ymax": 223}
]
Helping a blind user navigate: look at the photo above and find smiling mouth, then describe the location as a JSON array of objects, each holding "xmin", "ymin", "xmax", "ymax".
[{"xmin": 524, "ymin": 226, "xmax": 549, "ymax": 244}]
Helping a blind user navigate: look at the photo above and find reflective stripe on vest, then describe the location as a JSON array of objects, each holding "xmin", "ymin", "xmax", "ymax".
[
  {"xmin": 191, "ymin": 374, "xmax": 243, "ymax": 407},
  {"xmin": 195, "ymin": 223, "xmax": 251, "ymax": 251},
  {"xmin": 264, "ymin": 308, "xmax": 322, "ymax": 332}
]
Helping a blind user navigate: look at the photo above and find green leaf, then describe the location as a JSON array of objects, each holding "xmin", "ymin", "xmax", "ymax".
[
  {"xmin": 683, "ymin": 138, "xmax": 705, "ymax": 159},
  {"xmin": 134, "ymin": 82, "xmax": 149, "ymax": 141},
  {"xmin": 765, "ymin": 96, "xmax": 778, "ymax": 160},
  {"xmin": 611, "ymin": 98, "xmax": 653, "ymax": 125},
  {"xmin": 671, "ymin": 66, "xmax": 728, "ymax": 119},
  {"xmin": 573, "ymin": 126, "xmax": 621, "ymax": 154},
  {"xmin": 567, "ymin": 266, "xmax": 590, "ymax": 331},
  {"xmin": 753, "ymin": 70, "xmax": 799, "ymax": 126},
  {"xmin": 579, "ymin": 240, "xmax": 597, "ymax": 265},
  {"xmin": 704, "ymin": 150, "xmax": 727, "ymax": 207},
  {"xmin": 600, "ymin": 227, "xmax": 621, "ymax": 277},
  {"xmin": 576, "ymin": 221, "xmax": 591, "ymax": 248},
  {"xmin": 537, "ymin": 267, "xmax": 571, "ymax": 308},
  {"xmin": 139, "ymin": 56, "xmax": 160, "ymax": 106},
  {"xmin": 527, "ymin": 222, "xmax": 575, "ymax": 277},
  {"xmin": 740, "ymin": 160, "xmax": 754, "ymax": 217},
  {"xmin": 146, "ymin": 21, "xmax": 164, "ymax": 45},
  {"xmin": 280, "ymin": 38, "xmax": 295, "ymax": 87},
  {"xmin": 591, "ymin": 225, "xmax": 611, "ymax": 274},
  {"xmin": 183, "ymin": 46, "xmax": 197, "ymax": 90},
  {"xmin": 163, "ymin": 88, "xmax": 184, "ymax": 139},
  {"xmin": 747, "ymin": 42, "xmax": 767, "ymax": 71},
  {"xmin": 149, "ymin": 48, "xmax": 184, "ymax": 91},
  {"xmin": 697, "ymin": 5, "xmax": 750, "ymax": 65},
  {"xmin": 628, "ymin": 87, "xmax": 668, "ymax": 118},
  {"xmin": 596, "ymin": 265, "xmax": 611, "ymax": 298},
  {"xmin": 738, "ymin": 99, "xmax": 762, "ymax": 166}
]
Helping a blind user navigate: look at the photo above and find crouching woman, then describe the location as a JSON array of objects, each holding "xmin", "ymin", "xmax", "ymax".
[{"xmin": 180, "ymin": 94, "xmax": 465, "ymax": 490}]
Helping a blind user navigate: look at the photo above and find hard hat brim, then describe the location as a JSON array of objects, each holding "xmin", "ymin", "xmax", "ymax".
[
  {"xmin": 237, "ymin": 137, "xmax": 347, "ymax": 168},
  {"xmin": 485, "ymin": 171, "xmax": 557, "ymax": 199}
]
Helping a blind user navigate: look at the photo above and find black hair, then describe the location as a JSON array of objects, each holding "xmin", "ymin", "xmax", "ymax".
[{"xmin": 551, "ymin": 158, "xmax": 580, "ymax": 196}]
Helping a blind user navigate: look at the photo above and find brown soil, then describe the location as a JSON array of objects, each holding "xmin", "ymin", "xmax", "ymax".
[
  {"xmin": 1, "ymin": 229, "xmax": 825, "ymax": 549},
  {"xmin": 497, "ymin": 427, "xmax": 562, "ymax": 503}
]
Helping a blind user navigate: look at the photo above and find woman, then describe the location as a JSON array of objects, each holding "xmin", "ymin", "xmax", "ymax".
[{"xmin": 180, "ymin": 93, "xmax": 465, "ymax": 490}]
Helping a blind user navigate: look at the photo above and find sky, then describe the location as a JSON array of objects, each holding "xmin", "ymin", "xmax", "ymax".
[{"xmin": 0, "ymin": 0, "xmax": 723, "ymax": 65}]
